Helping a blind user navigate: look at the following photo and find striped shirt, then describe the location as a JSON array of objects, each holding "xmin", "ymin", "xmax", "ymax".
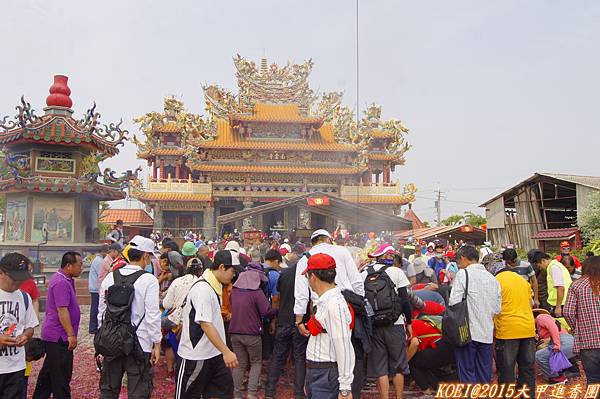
[{"xmin": 306, "ymin": 287, "xmax": 355, "ymax": 391}]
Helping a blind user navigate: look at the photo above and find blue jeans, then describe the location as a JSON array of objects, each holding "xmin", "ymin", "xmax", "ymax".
[
  {"xmin": 89, "ymin": 292, "xmax": 99, "ymax": 334},
  {"xmin": 535, "ymin": 334, "xmax": 575, "ymax": 378},
  {"xmin": 305, "ymin": 367, "xmax": 339, "ymax": 399},
  {"xmin": 455, "ymin": 341, "xmax": 493, "ymax": 383}
]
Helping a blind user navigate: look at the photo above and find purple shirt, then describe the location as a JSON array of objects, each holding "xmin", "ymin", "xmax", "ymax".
[
  {"xmin": 41, "ymin": 270, "xmax": 81, "ymax": 342},
  {"xmin": 229, "ymin": 288, "xmax": 277, "ymax": 335}
]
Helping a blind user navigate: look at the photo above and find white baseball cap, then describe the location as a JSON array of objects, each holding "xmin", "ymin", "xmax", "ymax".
[
  {"xmin": 225, "ymin": 240, "xmax": 240, "ymax": 252},
  {"xmin": 129, "ymin": 235, "xmax": 156, "ymax": 254},
  {"xmin": 311, "ymin": 229, "xmax": 332, "ymax": 240}
]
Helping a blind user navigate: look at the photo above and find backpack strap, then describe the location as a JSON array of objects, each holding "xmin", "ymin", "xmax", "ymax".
[
  {"xmin": 21, "ymin": 291, "xmax": 29, "ymax": 311},
  {"xmin": 113, "ymin": 269, "xmax": 147, "ymax": 285},
  {"xmin": 462, "ymin": 269, "xmax": 469, "ymax": 301}
]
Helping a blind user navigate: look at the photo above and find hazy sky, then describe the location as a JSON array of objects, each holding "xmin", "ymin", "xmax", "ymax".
[{"xmin": 2, "ymin": 1, "xmax": 599, "ymax": 223}]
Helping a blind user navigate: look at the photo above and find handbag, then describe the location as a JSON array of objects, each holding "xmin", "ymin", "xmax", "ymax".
[
  {"xmin": 442, "ymin": 269, "xmax": 472, "ymax": 347},
  {"xmin": 549, "ymin": 348, "xmax": 573, "ymax": 375}
]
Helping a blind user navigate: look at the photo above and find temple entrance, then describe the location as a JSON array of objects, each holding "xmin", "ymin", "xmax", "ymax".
[
  {"xmin": 163, "ymin": 211, "xmax": 203, "ymax": 237},
  {"xmin": 310, "ymin": 212, "xmax": 327, "ymax": 230},
  {"xmin": 263, "ymin": 209, "xmax": 285, "ymax": 235},
  {"xmin": 218, "ymin": 207, "xmax": 237, "ymax": 235}
]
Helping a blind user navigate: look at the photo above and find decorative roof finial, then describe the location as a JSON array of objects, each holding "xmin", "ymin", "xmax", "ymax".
[{"xmin": 46, "ymin": 75, "xmax": 73, "ymax": 108}]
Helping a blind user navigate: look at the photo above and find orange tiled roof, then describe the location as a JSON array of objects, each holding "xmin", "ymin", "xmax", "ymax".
[
  {"xmin": 368, "ymin": 129, "xmax": 394, "ymax": 139},
  {"xmin": 133, "ymin": 192, "xmax": 212, "ymax": 202},
  {"xmin": 350, "ymin": 195, "xmax": 413, "ymax": 205},
  {"xmin": 404, "ymin": 208, "xmax": 426, "ymax": 229},
  {"xmin": 138, "ymin": 148, "xmax": 186, "ymax": 159},
  {"xmin": 230, "ymin": 103, "xmax": 323, "ymax": 124},
  {"xmin": 190, "ymin": 163, "xmax": 363, "ymax": 175},
  {"xmin": 368, "ymin": 153, "xmax": 401, "ymax": 161},
  {"xmin": 100, "ymin": 209, "xmax": 154, "ymax": 226},
  {"xmin": 198, "ymin": 120, "xmax": 356, "ymax": 152},
  {"xmin": 154, "ymin": 121, "xmax": 182, "ymax": 133}
]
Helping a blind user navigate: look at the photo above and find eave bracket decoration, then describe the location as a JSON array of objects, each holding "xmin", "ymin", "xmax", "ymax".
[{"xmin": 0, "ymin": 96, "xmax": 40, "ymax": 133}]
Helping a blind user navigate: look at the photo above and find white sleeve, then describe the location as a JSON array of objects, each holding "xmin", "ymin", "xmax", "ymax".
[
  {"xmin": 294, "ymin": 256, "xmax": 310, "ymax": 316},
  {"xmin": 493, "ymin": 280, "xmax": 502, "ymax": 315},
  {"xmin": 448, "ymin": 269, "xmax": 465, "ymax": 306},
  {"xmin": 192, "ymin": 286, "xmax": 216, "ymax": 323},
  {"xmin": 324, "ymin": 301, "xmax": 355, "ymax": 391},
  {"xmin": 162, "ymin": 280, "xmax": 177, "ymax": 310},
  {"xmin": 23, "ymin": 293, "xmax": 39, "ymax": 330},
  {"xmin": 344, "ymin": 248, "xmax": 365, "ymax": 296},
  {"xmin": 144, "ymin": 277, "xmax": 162, "ymax": 345},
  {"xmin": 550, "ymin": 265, "xmax": 565, "ymax": 287},
  {"xmin": 98, "ymin": 276, "xmax": 110, "ymax": 328}
]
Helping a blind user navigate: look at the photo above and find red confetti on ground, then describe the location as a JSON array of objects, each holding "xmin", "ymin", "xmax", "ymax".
[{"xmin": 26, "ymin": 307, "xmax": 589, "ymax": 399}]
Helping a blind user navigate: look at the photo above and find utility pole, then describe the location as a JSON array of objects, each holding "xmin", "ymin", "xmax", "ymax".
[{"xmin": 434, "ymin": 184, "xmax": 443, "ymax": 226}]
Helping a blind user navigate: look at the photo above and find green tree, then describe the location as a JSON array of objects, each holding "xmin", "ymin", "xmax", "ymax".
[
  {"xmin": 442, "ymin": 215, "xmax": 464, "ymax": 226},
  {"xmin": 580, "ymin": 190, "xmax": 600, "ymax": 241},
  {"xmin": 441, "ymin": 211, "xmax": 486, "ymax": 228},
  {"xmin": 463, "ymin": 211, "xmax": 486, "ymax": 228}
]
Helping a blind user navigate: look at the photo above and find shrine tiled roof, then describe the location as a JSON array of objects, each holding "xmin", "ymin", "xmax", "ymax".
[
  {"xmin": 0, "ymin": 114, "xmax": 120, "ymax": 155},
  {"xmin": 0, "ymin": 176, "xmax": 125, "ymax": 200},
  {"xmin": 197, "ymin": 120, "xmax": 356, "ymax": 152},
  {"xmin": 133, "ymin": 191, "xmax": 211, "ymax": 202},
  {"xmin": 190, "ymin": 163, "xmax": 364, "ymax": 175},
  {"xmin": 230, "ymin": 103, "xmax": 323, "ymax": 125},
  {"xmin": 137, "ymin": 148, "xmax": 186, "ymax": 159}
]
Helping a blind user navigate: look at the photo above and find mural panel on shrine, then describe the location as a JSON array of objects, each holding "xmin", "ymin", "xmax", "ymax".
[{"xmin": 31, "ymin": 197, "xmax": 74, "ymax": 242}]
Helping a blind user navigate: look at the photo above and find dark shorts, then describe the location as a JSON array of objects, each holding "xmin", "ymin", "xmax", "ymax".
[
  {"xmin": 175, "ymin": 355, "xmax": 233, "ymax": 399},
  {"xmin": 367, "ymin": 323, "xmax": 410, "ymax": 378}
]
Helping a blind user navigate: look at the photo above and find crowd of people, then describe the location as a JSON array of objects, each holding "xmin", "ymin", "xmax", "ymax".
[{"xmin": 0, "ymin": 228, "xmax": 599, "ymax": 399}]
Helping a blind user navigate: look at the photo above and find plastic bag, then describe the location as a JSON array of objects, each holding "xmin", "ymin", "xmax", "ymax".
[{"xmin": 549, "ymin": 348, "xmax": 573, "ymax": 375}]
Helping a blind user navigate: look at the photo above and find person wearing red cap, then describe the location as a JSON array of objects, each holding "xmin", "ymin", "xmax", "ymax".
[
  {"xmin": 556, "ymin": 241, "xmax": 582, "ymax": 270},
  {"xmin": 294, "ymin": 229, "xmax": 365, "ymax": 397},
  {"xmin": 301, "ymin": 253, "xmax": 354, "ymax": 399}
]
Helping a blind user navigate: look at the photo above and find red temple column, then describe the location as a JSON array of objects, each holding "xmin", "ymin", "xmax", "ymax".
[
  {"xmin": 384, "ymin": 164, "xmax": 390, "ymax": 184},
  {"xmin": 160, "ymin": 159, "xmax": 165, "ymax": 180},
  {"xmin": 153, "ymin": 161, "xmax": 157, "ymax": 180},
  {"xmin": 366, "ymin": 168, "xmax": 372, "ymax": 184},
  {"xmin": 175, "ymin": 163, "xmax": 181, "ymax": 180}
]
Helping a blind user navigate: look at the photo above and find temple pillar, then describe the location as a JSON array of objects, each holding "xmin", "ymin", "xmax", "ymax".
[
  {"xmin": 175, "ymin": 163, "xmax": 181, "ymax": 180},
  {"xmin": 153, "ymin": 161, "xmax": 157, "ymax": 180},
  {"xmin": 154, "ymin": 206, "xmax": 163, "ymax": 230},
  {"xmin": 159, "ymin": 159, "xmax": 165, "ymax": 180},
  {"xmin": 242, "ymin": 200, "xmax": 254, "ymax": 232},
  {"xmin": 203, "ymin": 206, "xmax": 215, "ymax": 239},
  {"xmin": 383, "ymin": 164, "xmax": 390, "ymax": 184},
  {"xmin": 366, "ymin": 168, "xmax": 372, "ymax": 184}
]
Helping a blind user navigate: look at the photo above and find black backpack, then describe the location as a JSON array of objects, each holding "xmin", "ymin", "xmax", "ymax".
[
  {"xmin": 94, "ymin": 269, "xmax": 146, "ymax": 358},
  {"xmin": 364, "ymin": 264, "xmax": 403, "ymax": 326}
]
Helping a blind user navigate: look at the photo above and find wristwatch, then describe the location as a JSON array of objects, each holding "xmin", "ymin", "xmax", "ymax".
[{"xmin": 339, "ymin": 390, "xmax": 351, "ymax": 397}]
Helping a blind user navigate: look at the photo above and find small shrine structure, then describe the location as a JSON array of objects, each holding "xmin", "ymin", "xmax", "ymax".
[{"xmin": 0, "ymin": 75, "xmax": 135, "ymax": 269}]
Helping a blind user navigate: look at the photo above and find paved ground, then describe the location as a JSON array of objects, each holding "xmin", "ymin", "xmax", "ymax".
[{"xmin": 25, "ymin": 306, "xmax": 588, "ymax": 399}]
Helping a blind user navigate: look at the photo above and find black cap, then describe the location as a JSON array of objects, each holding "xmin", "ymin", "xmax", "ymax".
[
  {"xmin": 213, "ymin": 250, "xmax": 233, "ymax": 267},
  {"xmin": 0, "ymin": 253, "xmax": 34, "ymax": 281}
]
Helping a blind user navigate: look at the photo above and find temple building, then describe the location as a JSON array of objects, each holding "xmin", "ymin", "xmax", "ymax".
[
  {"xmin": 134, "ymin": 55, "xmax": 416, "ymax": 236},
  {"xmin": 0, "ymin": 75, "xmax": 133, "ymax": 269}
]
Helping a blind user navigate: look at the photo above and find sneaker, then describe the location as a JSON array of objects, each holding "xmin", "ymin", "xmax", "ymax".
[{"xmin": 548, "ymin": 375, "xmax": 568, "ymax": 385}]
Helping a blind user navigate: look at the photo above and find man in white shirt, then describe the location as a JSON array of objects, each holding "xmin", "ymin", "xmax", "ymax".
[
  {"xmin": 302, "ymin": 253, "xmax": 355, "ymax": 399},
  {"xmin": 449, "ymin": 245, "xmax": 502, "ymax": 384},
  {"xmin": 294, "ymin": 229, "xmax": 365, "ymax": 397},
  {"xmin": 0, "ymin": 253, "xmax": 38, "ymax": 399},
  {"xmin": 176, "ymin": 250, "xmax": 239, "ymax": 399},
  {"xmin": 97, "ymin": 235, "xmax": 162, "ymax": 399},
  {"xmin": 361, "ymin": 244, "xmax": 412, "ymax": 399},
  {"xmin": 106, "ymin": 219, "xmax": 125, "ymax": 249}
]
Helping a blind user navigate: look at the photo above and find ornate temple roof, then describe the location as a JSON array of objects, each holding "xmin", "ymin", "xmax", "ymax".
[
  {"xmin": 189, "ymin": 163, "xmax": 364, "ymax": 175},
  {"xmin": 230, "ymin": 104, "xmax": 323, "ymax": 125},
  {"xmin": 138, "ymin": 147, "xmax": 186, "ymax": 159},
  {"xmin": 133, "ymin": 191, "xmax": 211, "ymax": 202},
  {"xmin": 196, "ymin": 120, "xmax": 356, "ymax": 152}
]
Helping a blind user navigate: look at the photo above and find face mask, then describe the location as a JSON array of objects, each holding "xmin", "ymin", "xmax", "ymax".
[
  {"xmin": 380, "ymin": 258, "xmax": 394, "ymax": 266},
  {"xmin": 435, "ymin": 253, "xmax": 444, "ymax": 259}
]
